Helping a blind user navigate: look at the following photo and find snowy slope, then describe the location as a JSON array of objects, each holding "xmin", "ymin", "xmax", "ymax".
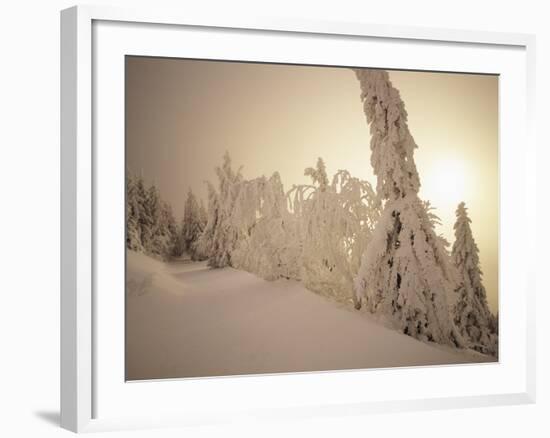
[{"xmin": 126, "ymin": 251, "xmax": 495, "ymax": 381}]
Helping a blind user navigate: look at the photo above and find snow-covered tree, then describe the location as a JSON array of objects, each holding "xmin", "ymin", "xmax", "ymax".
[
  {"xmin": 206, "ymin": 152, "xmax": 243, "ymax": 268},
  {"xmin": 451, "ymin": 202, "xmax": 498, "ymax": 355},
  {"xmin": 145, "ymin": 185, "xmax": 177, "ymax": 259},
  {"xmin": 304, "ymin": 157, "xmax": 329, "ymax": 192},
  {"xmin": 232, "ymin": 173, "xmax": 301, "ymax": 280},
  {"xmin": 178, "ymin": 189, "xmax": 205, "ymax": 260},
  {"xmin": 289, "ymin": 158, "xmax": 380, "ymax": 306},
  {"xmin": 125, "ymin": 171, "xmax": 178, "ymax": 260},
  {"xmin": 135, "ymin": 175, "xmax": 152, "ymax": 250},
  {"xmin": 193, "ymin": 181, "xmax": 220, "ymax": 261},
  {"xmin": 145, "ymin": 184, "xmax": 165, "ymax": 256},
  {"xmin": 172, "ymin": 218, "xmax": 187, "ymax": 258},
  {"xmin": 198, "ymin": 200, "xmax": 207, "ymax": 228},
  {"xmin": 354, "ymin": 69, "xmax": 421, "ymax": 200},
  {"xmin": 126, "ymin": 172, "xmax": 143, "ymax": 251},
  {"xmin": 160, "ymin": 201, "xmax": 178, "ymax": 258},
  {"xmin": 353, "ymin": 69, "xmax": 463, "ymax": 347}
]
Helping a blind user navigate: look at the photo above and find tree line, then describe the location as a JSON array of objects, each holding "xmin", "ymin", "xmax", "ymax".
[{"xmin": 126, "ymin": 173, "xmax": 207, "ymax": 261}]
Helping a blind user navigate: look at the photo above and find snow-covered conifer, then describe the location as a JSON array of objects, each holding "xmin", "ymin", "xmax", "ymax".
[
  {"xmin": 194, "ymin": 181, "xmax": 220, "ymax": 260},
  {"xmin": 172, "ymin": 218, "xmax": 187, "ymax": 258},
  {"xmin": 134, "ymin": 176, "xmax": 152, "ymax": 250},
  {"xmin": 304, "ymin": 157, "xmax": 329, "ymax": 192},
  {"xmin": 354, "ymin": 69, "xmax": 420, "ymax": 200},
  {"xmin": 126, "ymin": 172, "xmax": 143, "ymax": 251},
  {"xmin": 125, "ymin": 172, "xmax": 178, "ymax": 259},
  {"xmin": 232, "ymin": 173, "xmax": 301, "ymax": 280},
  {"xmin": 289, "ymin": 159, "xmax": 379, "ymax": 305},
  {"xmin": 145, "ymin": 184, "xmax": 165, "ymax": 256},
  {"xmin": 131, "ymin": 180, "xmax": 176, "ymax": 259},
  {"xmin": 160, "ymin": 201, "xmax": 178, "ymax": 258},
  {"xmin": 198, "ymin": 200, "xmax": 207, "ymax": 228},
  {"xmin": 353, "ymin": 69, "xmax": 463, "ymax": 346},
  {"xmin": 207, "ymin": 152, "xmax": 243, "ymax": 268},
  {"xmin": 180, "ymin": 190, "xmax": 205, "ymax": 260},
  {"xmin": 451, "ymin": 202, "xmax": 498, "ymax": 355}
]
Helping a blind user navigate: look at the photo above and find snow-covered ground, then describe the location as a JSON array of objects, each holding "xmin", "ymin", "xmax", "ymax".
[{"xmin": 126, "ymin": 251, "xmax": 495, "ymax": 381}]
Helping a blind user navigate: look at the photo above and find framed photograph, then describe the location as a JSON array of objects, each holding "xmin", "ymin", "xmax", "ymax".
[{"xmin": 61, "ymin": 5, "xmax": 536, "ymax": 433}]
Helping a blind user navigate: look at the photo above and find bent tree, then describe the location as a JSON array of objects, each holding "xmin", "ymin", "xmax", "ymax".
[{"xmin": 353, "ymin": 69, "xmax": 464, "ymax": 347}]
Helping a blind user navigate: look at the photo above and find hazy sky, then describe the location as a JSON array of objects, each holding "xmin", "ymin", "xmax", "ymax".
[{"xmin": 126, "ymin": 57, "xmax": 498, "ymax": 312}]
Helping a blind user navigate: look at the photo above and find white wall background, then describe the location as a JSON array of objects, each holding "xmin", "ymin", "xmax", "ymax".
[{"xmin": 0, "ymin": 1, "xmax": 546, "ymax": 437}]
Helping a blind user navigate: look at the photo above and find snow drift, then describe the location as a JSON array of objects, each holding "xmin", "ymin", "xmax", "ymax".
[{"xmin": 126, "ymin": 251, "xmax": 494, "ymax": 381}]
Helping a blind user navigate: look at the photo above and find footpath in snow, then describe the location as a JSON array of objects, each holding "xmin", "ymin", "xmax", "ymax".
[{"xmin": 126, "ymin": 251, "xmax": 495, "ymax": 381}]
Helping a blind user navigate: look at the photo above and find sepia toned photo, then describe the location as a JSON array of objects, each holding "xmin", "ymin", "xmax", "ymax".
[{"xmin": 125, "ymin": 56, "xmax": 498, "ymax": 381}]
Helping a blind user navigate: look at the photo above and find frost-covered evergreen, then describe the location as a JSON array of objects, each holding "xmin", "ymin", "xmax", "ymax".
[
  {"xmin": 353, "ymin": 69, "xmax": 463, "ymax": 346},
  {"xmin": 229, "ymin": 176, "xmax": 266, "ymax": 272},
  {"xmin": 289, "ymin": 158, "xmax": 379, "ymax": 305},
  {"xmin": 451, "ymin": 202, "xmax": 498, "ymax": 355},
  {"xmin": 145, "ymin": 185, "xmax": 178, "ymax": 259},
  {"xmin": 304, "ymin": 157, "xmax": 329, "ymax": 192},
  {"xmin": 193, "ymin": 181, "xmax": 220, "ymax": 261},
  {"xmin": 125, "ymin": 172, "xmax": 178, "ymax": 260},
  {"xmin": 354, "ymin": 69, "xmax": 421, "ymax": 200},
  {"xmin": 207, "ymin": 152, "xmax": 243, "ymax": 268},
  {"xmin": 232, "ymin": 173, "xmax": 301, "ymax": 280},
  {"xmin": 135, "ymin": 176, "xmax": 153, "ymax": 250},
  {"xmin": 178, "ymin": 190, "xmax": 205, "ymax": 260},
  {"xmin": 198, "ymin": 200, "xmax": 207, "ymax": 228},
  {"xmin": 126, "ymin": 172, "xmax": 143, "ymax": 252},
  {"xmin": 172, "ymin": 218, "xmax": 187, "ymax": 258},
  {"xmin": 161, "ymin": 201, "xmax": 178, "ymax": 257},
  {"xmin": 145, "ymin": 185, "xmax": 165, "ymax": 256}
]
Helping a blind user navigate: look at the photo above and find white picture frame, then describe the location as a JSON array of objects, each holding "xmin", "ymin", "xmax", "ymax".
[{"xmin": 60, "ymin": 4, "xmax": 536, "ymax": 433}]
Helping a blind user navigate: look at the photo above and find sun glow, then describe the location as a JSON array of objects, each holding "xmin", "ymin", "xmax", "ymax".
[
  {"xmin": 420, "ymin": 156, "xmax": 472, "ymax": 241},
  {"xmin": 423, "ymin": 157, "xmax": 470, "ymax": 210}
]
